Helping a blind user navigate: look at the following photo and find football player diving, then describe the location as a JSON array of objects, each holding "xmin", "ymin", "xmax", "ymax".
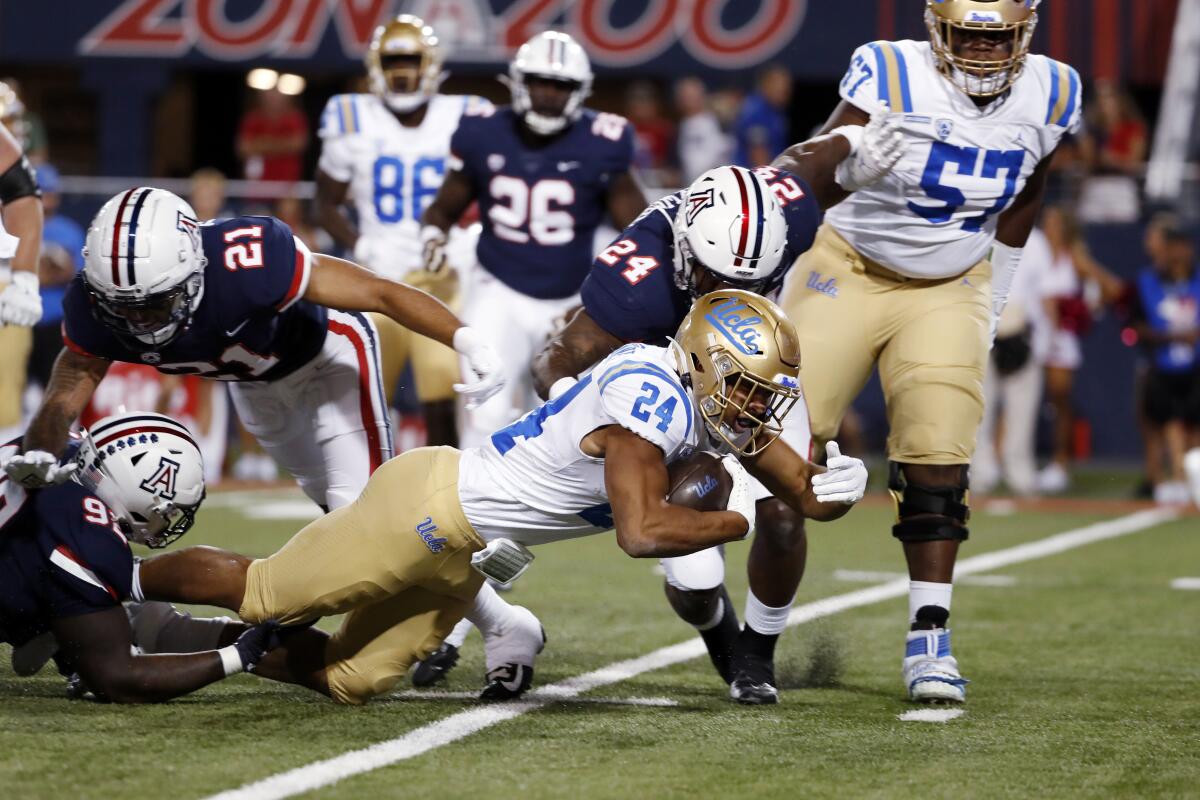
[
  {"xmin": 133, "ymin": 291, "xmax": 870, "ymax": 707},
  {"xmin": 778, "ymin": 0, "xmax": 1080, "ymax": 702},
  {"xmin": 530, "ymin": 112, "xmax": 905, "ymax": 704},
  {"xmin": 0, "ymin": 412, "xmax": 282, "ymax": 703}
]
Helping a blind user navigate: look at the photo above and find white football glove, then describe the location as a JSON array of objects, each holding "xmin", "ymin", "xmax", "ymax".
[
  {"xmin": 720, "ymin": 454, "xmax": 756, "ymax": 537},
  {"xmin": 833, "ymin": 101, "xmax": 907, "ymax": 192},
  {"xmin": 420, "ymin": 225, "xmax": 448, "ymax": 273},
  {"xmin": 3, "ymin": 449, "xmax": 78, "ymax": 489},
  {"xmin": 811, "ymin": 441, "xmax": 868, "ymax": 505},
  {"xmin": 452, "ymin": 326, "xmax": 505, "ymax": 409},
  {"xmin": 0, "ymin": 270, "xmax": 43, "ymax": 327}
]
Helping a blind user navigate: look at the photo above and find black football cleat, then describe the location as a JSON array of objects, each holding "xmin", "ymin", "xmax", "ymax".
[
  {"xmin": 728, "ymin": 653, "xmax": 779, "ymax": 705},
  {"xmin": 411, "ymin": 642, "xmax": 461, "ymax": 688},
  {"xmin": 479, "ymin": 663, "xmax": 536, "ymax": 701}
]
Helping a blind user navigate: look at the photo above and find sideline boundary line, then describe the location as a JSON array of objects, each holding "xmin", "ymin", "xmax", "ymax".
[{"xmin": 204, "ymin": 508, "xmax": 1179, "ymax": 800}]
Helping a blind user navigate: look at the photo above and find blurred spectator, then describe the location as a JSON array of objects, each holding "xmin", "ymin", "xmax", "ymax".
[
  {"xmin": 1129, "ymin": 220, "xmax": 1200, "ymax": 505},
  {"xmin": 0, "ymin": 78, "xmax": 48, "ymax": 164},
  {"xmin": 734, "ymin": 65, "xmax": 791, "ymax": 168},
  {"xmin": 1130, "ymin": 214, "xmax": 1177, "ymax": 496},
  {"xmin": 674, "ymin": 77, "xmax": 730, "ymax": 184},
  {"xmin": 27, "ymin": 164, "xmax": 83, "ymax": 392},
  {"xmin": 275, "ymin": 195, "xmax": 331, "ymax": 254},
  {"xmin": 188, "ymin": 167, "xmax": 233, "ymax": 220},
  {"xmin": 1077, "ymin": 82, "xmax": 1147, "ymax": 224},
  {"xmin": 1037, "ymin": 206, "xmax": 1126, "ymax": 493},
  {"xmin": 974, "ymin": 226, "xmax": 1055, "ymax": 497},
  {"xmin": 236, "ymin": 88, "xmax": 308, "ymax": 184},
  {"xmin": 625, "ymin": 80, "xmax": 676, "ymax": 186}
]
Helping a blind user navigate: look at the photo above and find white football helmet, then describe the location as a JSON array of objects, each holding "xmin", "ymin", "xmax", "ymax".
[
  {"xmin": 82, "ymin": 187, "xmax": 206, "ymax": 348},
  {"xmin": 366, "ymin": 14, "xmax": 445, "ymax": 113},
  {"xmin": 672, "ymin": 166, "xmax": 788, "ymax": 297},
  {"xmin": 74, "ymin": 412, "xmax": 206, "ymax": 549},
  {"xmin": 507, "ymin": 31, "xmax": 593, "ymax": 136}
]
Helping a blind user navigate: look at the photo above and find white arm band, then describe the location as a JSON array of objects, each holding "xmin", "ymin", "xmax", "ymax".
[
  {"xmin": 827, "ymin": 124, "xmax": 864, "ymax": 156},
  {"xmin": 989, "ymin": 241, "xmax": 1024, "ymax": 318},
  {"xmin": 217, "ymin": 645, "xmax": 244, "ymax": 677}
]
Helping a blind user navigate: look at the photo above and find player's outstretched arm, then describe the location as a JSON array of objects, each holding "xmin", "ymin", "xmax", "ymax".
[
  {"xmin": 531, "ymin": 307, "xmax": 623, "ymax": 399},
  {"xmin": 605, "ymin": 171, "xmax": 649, "ymax": 231},
  {"xmin": 21, "ymin": 349, "xmax": 110, "ymax": 456},
  {"xmin": 52, "ymin": 606, "xmax": 279, "ymax": 703},
  {"xmin": 603, "ymin": 426, "xmax": 749, "ymax": 557},
  {"xmin": 746, "ymin": 438, "xmax": 867, "ymax": 522},
  {"xmin": 772, "ymin": 135, "xmax": 852, "ymax": 211}
]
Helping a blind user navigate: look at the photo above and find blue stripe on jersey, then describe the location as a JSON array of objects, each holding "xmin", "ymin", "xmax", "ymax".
[
  {"xmin": 891, "ymin": 44, "xmax": 914, "ymax": 113},
  {"xmin": 336, "ymin": 97, "xmax": 347, "ymax": 134},
  {"xmin": 868, "ymin": 42, "xmax": 891, "ymax": 108},
  {"xmin": 1045, "ymin": 61, "xmax": 1060, "ymax": 125},
  {"xmin": 1059, "ymin": 66, "xmax": 1080, "ymax": 127},
  {"xmin": 350, "ymin": 96, "xmax": 361, "ymax": 133},
  {"xmin": 597, "ymin": 360, "xmax": 694, "ymax": 438},
  {"xmin": 125, "ymin": 188, "xmax": 151, "ymax": 285},
  {"xmin": 492, "ymin": 374, "xmax": 593, "ymax": 456}
]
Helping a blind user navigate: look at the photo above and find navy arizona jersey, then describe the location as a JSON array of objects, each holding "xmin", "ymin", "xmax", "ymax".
[
  {"xmin": 581, "ymin": 166, "xmax": 821, "ymax": 344},
  {"xmin": 63, "ymin": 216, "xmax": 326, "ymax": 381},
  {"xmin": 0, "ymin": 440, "xmax": 138, "ymax": 648},
  {"xmin": 449, "ymin": 106, "xmax": 636, "ymax": 300}
]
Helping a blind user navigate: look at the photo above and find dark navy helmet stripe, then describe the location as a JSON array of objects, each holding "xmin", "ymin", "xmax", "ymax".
[
  {"xmin": 109, "ymin": 189, "xmax": 136, "ymax": 286},
  {"xmin": 746, "ymin": 168, "xmax": 766, "ymax": 260},
  {"xmin": 125, "ymin": 188, "xmax": 152, "ymax": 286}
]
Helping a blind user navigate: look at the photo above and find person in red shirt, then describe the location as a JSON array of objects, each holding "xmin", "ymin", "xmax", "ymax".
[{"xmin": 236, "ymin": 88, "xmax": 309, "ymax": 183}]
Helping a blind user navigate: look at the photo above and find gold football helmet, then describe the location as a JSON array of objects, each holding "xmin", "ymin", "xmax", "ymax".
[
  {"xmin": 925, "ymin": 0, "xmax": 1039, "ymax": 98},
  {"xmin": 366, "ymin": 15, "xmax": 444, "ymax": 113},
  {"xmin": 674, "ymin": 290, "xmax": 802, "ymax": 456}
]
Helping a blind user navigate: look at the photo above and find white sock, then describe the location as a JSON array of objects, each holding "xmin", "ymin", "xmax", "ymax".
[
  {"xmin": 908, "ymin": 581, "xmax": 953, "ymax": 625},
  {"xmin": 743, "ymin": 589, "xmax": 793, "ymax": 636},
  {"xmin": 443, "ymin": 617, "xmax": 474, "ymax": 648},
  {"xmin": 465, "ymin": 581, "xmax": 515, "ymax": 636}
]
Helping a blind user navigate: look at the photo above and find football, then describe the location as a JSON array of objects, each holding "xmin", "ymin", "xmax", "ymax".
[{"xmin": 666, "ymin": 451, "xmax": 732, "ymax": 512}]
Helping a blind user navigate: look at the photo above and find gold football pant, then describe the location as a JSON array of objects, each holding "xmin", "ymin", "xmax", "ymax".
[
  {"xmin": 0, "ymin": 324, "xmax": 31, "ymax": 431},
  {"xmin": 779, "ymin": 224, "xmax": 990, "ymax": 465},
  {"xmin": 369, "ymin": 268, "xmax": 461, "ymax": 405},
  {"xmin": 239, "ymin": 446, "xmax": 484, "ymax": 704}
]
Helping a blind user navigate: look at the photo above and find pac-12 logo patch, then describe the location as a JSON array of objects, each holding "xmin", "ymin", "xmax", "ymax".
[
  {"xmin": 686, "ymin": 187, "xmax": 715, "ymax": 225},
  {"xmin": 936, "ymin": 119, "xmax": 955, "ymax": 141},
  {"xmin": 140, "ymin": 457, "xmax": 180, "ymax": 499}
]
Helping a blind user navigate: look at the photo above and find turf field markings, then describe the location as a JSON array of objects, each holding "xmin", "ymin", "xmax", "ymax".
[
  {"xmin": 1169, "ymin": 577, "xmax": 1200, "ymax": 591},
  {"xmin": 203, "ymin": 507, "xmax": 1178, "ymax": 800},
  {"xmin": 898, "ymin": 708, "xmax": 964, "ymax": 723},
  {"xmin": 833, "ymin": 570, "xmax": 1016, "ymax": 587},
  {"xmin": 398, "ymin": 690, "xmax": 679, "ymax": 707},
  {"xmin": 240, "ymin": 501, "xmax": 324, "ymax": 521}
]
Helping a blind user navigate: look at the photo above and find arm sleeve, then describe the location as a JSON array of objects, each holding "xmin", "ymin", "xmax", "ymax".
[{"xmin": 595, "ymin": 363, "xmax": 694, "ymax": 455}]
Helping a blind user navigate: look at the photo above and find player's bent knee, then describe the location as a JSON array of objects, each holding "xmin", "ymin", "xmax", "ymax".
[
  {"xmin": 755, "ymin": 498, "xmax": 806, "ymax": 551},
  {"xmin": 663, "ymin": 583, "xmax": 722, "ymax": 626},
  {"xmin": 888, "ymin": 462, "xmax": 970, "ymax": 543},
  {"xmin": 661, "ymin": 548, "xmax": 725, "ymax": 592}
]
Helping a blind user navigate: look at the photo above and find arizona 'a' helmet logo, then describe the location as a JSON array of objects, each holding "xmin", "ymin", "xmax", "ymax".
[
  {"xmin": 140, "ymin": 456, "xmax": 180, "ymax": 500},
  {"xmin": 686, "ymin": 188, "xmax": 715, "ymax": 225}
]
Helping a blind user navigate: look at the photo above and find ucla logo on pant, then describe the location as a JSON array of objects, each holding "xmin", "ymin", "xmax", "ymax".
[
  {"xmin": 806, "ymin": 271, "xmax": 839, "ymax": 298},
  {"xmin": 415, "ymin": 516, "xmax": 448, "ymax": 554}
]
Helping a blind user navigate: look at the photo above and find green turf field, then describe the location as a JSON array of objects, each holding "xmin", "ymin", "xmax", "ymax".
[{"xmin": 1, "ymin": 487, "xmax": 1197, "ymax": 799}]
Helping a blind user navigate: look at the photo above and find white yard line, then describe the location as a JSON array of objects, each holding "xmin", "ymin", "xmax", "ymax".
[
  {"xmin": 899, "ymin": 708, "xmax": 965, "ymax": 723},
  {"xmin": 203, "ymin": 507, "xmax": 1179, "ymax": 800},
  {"xmin": 398, "ymin": 690, "xmax": 679, "ymax": 707},
  {"xmin": 1170, "ymin": 577, "xmax": 1200, "ymax": 591}
]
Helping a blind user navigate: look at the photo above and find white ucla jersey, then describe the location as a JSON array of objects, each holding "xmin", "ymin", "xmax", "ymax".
[
  {"xmin": 457, "ymin": 343, "xmax": 705, "ymax": 546},
  {"xmin": 826, "ymin": 40, "xmax": 1082, "ymax": 279},
  {"xmin": 317, "ymin": 92, "xmax": 492, "ymax": 278}
]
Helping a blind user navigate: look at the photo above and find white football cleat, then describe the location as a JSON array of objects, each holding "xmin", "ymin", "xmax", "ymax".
[{"xmin": 903, "ymin": 629, "xmax": 968, "ymax": 703}]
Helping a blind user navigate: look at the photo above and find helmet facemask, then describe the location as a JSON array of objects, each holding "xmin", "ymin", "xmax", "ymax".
[
  {"xmin": 366, "ymin": 15, "xmax": 445, "ymax": 113},
  {"xmin": 693, "ymin": 348, "xmax": 801, "ymax": 456},
  {"xmin": 85, "ymin": 269, "xmax": 203, "ymax": 348},
  {"xmin": 925, "ymin": 5, "xmax": 1037, "ymax": 98},
  {"xmin": 508, "ymin": 73, "xmax": 589, "ymax": 136}
]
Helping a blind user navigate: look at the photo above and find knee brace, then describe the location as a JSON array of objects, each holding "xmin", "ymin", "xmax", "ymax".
[{"xmin": 888, "ymin": 462, "xmax": 970, "ymax": 543}]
